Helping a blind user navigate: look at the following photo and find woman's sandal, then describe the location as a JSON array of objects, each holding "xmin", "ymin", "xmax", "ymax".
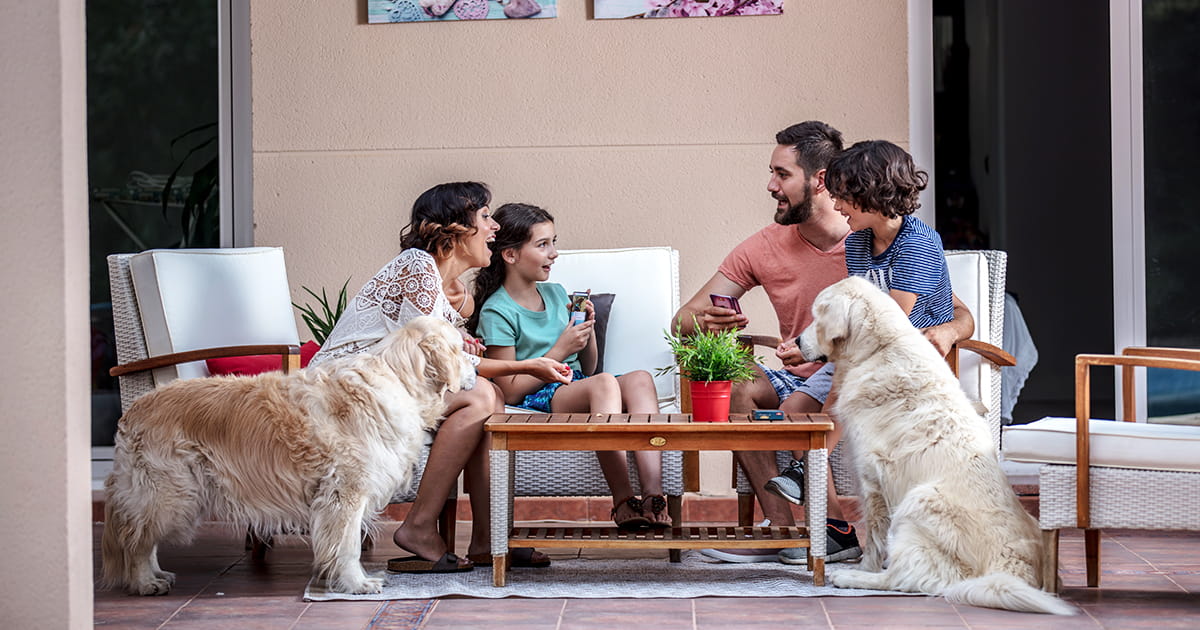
[
  {"xmin": 642, "ymin": 494, "xmax": 672, "ymax": 529},
  {"xmin": 612, "ymin": 495, "xmax": 651, "ymax": 529},
  {"xmin": 466, "ymin": 548, "xmax": 552, "ymax": 569}
]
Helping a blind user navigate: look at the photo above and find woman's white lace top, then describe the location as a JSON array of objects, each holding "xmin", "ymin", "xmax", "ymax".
[{"xmin": 310, "ymin": 248, "xmax": 478, "ymax": 367}]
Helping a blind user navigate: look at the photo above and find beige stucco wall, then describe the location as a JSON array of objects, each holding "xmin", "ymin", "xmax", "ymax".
[
  {"xmin": 0, "ymin": 1, "xmax": 92, "ymax": 627},
  {"xmin": 251, "ymin": 2, "xmax": 910, "ymax": 493}
]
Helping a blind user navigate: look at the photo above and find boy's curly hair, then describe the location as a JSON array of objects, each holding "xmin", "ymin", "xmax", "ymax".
[
  {"xmin": 824, "ymin": 140, "xmax": 928, "ymax": 218},
  {"xmin": 399, "ymin": 182, "xmax": 492, "ymax": 259}
]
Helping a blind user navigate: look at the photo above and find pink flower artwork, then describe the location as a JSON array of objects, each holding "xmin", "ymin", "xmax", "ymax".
[{"xmin": 599, "ymin": 0, "xmax": 783, "ymax": 19}]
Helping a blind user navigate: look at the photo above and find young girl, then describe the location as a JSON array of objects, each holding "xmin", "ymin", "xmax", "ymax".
[{"xmin": 470, "ymin": 203, "xmax": 670, "ymax": 529}]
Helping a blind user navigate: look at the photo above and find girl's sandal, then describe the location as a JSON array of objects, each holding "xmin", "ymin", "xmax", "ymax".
[
  {"xmin": 612, "ymin": 495, "xmax": 651, "ymax": 530},
  {"xmin": 642, "ymin": 494, "xmax": 672, "ymax": 529}
]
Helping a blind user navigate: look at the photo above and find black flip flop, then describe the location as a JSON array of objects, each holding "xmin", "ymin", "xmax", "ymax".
[
  {"xmin": 467, "ymin": 548, "xmax": 552, "ymax": 568},
  {"xmin": 386, "ymin": 552, "xmax": 474, "ymax": 573}
]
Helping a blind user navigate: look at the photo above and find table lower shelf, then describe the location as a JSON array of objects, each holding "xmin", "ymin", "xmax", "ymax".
[{"xmin": 508, "ymin": 525, "xmax": 813, "ymax": 549}]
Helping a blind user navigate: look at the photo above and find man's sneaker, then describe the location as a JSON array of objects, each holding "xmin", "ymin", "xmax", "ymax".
[
  {"xmin": 778, "ymin": 518, "xmax": 862, "ymax": 565},
  {"xmin": 763, "ymin": 458, "xmax": 805, "ymax": 505},
  {"xmin": 825, "ymin": 518, "xmax": 862, "ymax": 563}
]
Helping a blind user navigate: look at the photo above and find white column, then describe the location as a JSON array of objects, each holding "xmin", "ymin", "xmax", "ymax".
[{"xmin": 0, "ymin": 1, "xmax": 93, "ymax": 627}]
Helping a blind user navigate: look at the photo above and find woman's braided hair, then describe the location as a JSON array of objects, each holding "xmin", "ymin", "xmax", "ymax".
[{"xmin": 399, "ymin": 182, "xmax": 492, "ymax": 259}]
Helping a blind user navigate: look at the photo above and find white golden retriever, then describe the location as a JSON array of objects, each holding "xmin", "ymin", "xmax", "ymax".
[
  {"xmin": 798, "ymin": 277, "xmax": 1074, "ymax": 615},
  {"xmin": 101, "ymin": 316, "xmax": 474, "ymax": 595}
]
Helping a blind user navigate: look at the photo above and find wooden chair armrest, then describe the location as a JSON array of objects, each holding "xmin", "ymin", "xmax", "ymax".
[
  {"xmin": 945, "ymin": 339, "xmax": 1015, "ymax": 377},
  {"xmin": 110, "ymin": 344, "xmax": 302, "ymax": 377},
  {"xmin": 737, "ymin": 333, "xmax": 782, "ymax": 349},
  {"xmin": 1121, "ymin": 346, "xmax": 1200, "ymax": 362},
  {"xmin": 954, "ymin": 339, "xmax": 1016, "ymax": 366}
]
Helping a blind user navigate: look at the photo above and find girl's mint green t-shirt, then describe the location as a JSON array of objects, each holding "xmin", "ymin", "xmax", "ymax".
[{"xmin": 477, "ymin": 282, "xmax": 581, "ymax": 371}]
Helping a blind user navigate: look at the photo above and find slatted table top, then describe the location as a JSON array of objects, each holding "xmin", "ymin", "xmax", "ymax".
[{"xmin": 486, "ymin": 412, "xmax": 834, "ymax": 432}]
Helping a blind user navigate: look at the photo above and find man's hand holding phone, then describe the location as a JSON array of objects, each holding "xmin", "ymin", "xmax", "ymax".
[{"xmin": 702, "ymin": 293, "xmax": 749, "ymax": 332}]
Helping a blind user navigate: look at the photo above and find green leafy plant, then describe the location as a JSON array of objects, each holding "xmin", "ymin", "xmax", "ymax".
[
  {"xmin": 292, "ymin": 279, "xmax": 351, "ymax": 345},
  {"xmin": 657, "ymin": 323, "xmax": 759, "ymax": 383}
]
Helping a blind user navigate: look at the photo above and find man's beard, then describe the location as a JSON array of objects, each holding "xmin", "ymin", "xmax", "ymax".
[{"xmin": 773, "ymin": 181, "xmax": 814, "ymax": 225}]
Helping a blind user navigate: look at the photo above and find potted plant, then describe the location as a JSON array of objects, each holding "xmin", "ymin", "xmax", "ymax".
[
  {"xmin": 659, "ymin": 324, "xmax": 758, "ymax": 422},
  {"xmin": 292, "ymin": 279, "xmax": 351, "ymax": 345}
]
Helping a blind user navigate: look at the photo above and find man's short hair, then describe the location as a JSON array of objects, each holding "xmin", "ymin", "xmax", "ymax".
[
  {"xmin": 825, "ymin": 140, "xmax": 928, "ymax": 218},
  {"xmin": 775, "ymin": 121, "xmax": 845, "ymax": 177}
]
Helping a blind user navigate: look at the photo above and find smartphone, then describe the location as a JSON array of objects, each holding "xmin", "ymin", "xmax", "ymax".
[
  {"xmin": 709, "ymin": 293, "xmax": 743, "ymax": 314},
  {"xmin": 569, "ymin": 290, "xmax": 591, "ymax": 326},
  {"xmin": 751, "ymin": 409, "xmax": 785, "ymax": 421}
]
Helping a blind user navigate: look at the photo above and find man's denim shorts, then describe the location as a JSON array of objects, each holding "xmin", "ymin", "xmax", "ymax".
[{"xmin": 760, "ymin": 362, "xmax": 834, "ymax": 405}]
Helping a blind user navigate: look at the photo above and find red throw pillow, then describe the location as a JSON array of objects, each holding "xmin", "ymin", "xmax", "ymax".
[{"xmin": 205, "ymin": 341, "xmax": 320, "ymax": 376}]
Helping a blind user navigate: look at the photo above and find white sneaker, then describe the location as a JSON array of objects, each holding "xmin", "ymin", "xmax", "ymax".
[{"xmin": 698, "ymin": 518, "xmax": 775, "ymax": 563}]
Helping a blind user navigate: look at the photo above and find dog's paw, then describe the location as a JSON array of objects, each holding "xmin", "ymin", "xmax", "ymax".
[
  {"xmin": 131, "ymin": 577, "xmax": 173, "ymax": 596},
  {"xmin": 829, "ymin": 569, "xmax": 884, "ymax": 591},
  {"xmin": 344, "ymin": 576, "xmax": 385, "ymax": 595},
  {"xmin": 152, "ymin": 569, "xmax": 177, "ymax": 586}
]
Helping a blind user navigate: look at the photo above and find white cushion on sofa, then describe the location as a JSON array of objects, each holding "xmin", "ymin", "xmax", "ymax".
[
  {"xmin": 1003, "ymin": 416, "xmax": 1200, "ymax": 473},
  {"xmin": 129, "ymin": 247, "xmax": 300, "ymax": 386}
]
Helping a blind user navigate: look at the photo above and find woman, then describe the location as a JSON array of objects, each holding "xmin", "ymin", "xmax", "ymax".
[{"xmin": 312, "ymin": 182, "xmax": 565, "ymax": 572}]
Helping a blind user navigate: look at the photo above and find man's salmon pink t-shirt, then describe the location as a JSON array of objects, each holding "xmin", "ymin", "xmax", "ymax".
[{"xmin": 717, "ymin": 223, "xmax": 847, "ymax": 377}]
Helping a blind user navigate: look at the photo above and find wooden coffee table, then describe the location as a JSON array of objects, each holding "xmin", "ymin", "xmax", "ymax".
[{"xmin": 485, "ymin": 412, "xmax": 833, "ymax": 587}]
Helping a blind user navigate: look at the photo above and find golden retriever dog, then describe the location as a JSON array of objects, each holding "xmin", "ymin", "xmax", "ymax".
[
  {"xmin": 798, "ymin": 277, "xmax": 1074, "ymax": 615},
  {"xmin": 101, "ymin": 316, "xmax": 474, "ymax": 595}
]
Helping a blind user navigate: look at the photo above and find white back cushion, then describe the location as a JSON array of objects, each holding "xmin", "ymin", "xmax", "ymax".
[
  {"xmin": 944, "ymin": 251, "xmax": 990, "ymax": 406},
  {"xmin": 552, "ymin": 247, "xmax": 680, "ymax": 409},
  {"xmin": 130, "ymin": 247, "xmax": 300, "ymax": 385}
]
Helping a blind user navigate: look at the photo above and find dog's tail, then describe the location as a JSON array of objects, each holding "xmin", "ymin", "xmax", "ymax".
[{"xmin": 943, "ymin": 573, "xmax": 1076, "ymax": 615}]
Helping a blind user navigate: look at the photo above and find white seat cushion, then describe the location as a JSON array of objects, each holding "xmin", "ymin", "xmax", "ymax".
[
  {"xmin": 130, "ymin": 247, "xmax": 300, "ymax": 385},
  {"xmin": 1003, "ymin": 416, "xmax": 1200, "ymax": 473}
]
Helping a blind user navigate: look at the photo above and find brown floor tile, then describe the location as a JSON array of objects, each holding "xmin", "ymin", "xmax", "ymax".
[
  {"xmin": 291, "ymin": 601, "xmax": 383, "ymax": 630},
  {"xmin": 91, "ymin": 522, "xmax": 1200, "ymax": 629}
]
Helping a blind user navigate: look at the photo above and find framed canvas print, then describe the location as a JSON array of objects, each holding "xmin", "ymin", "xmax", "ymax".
[
  {"xmin": 369, "ymin": 0, "xmax": 556, "ymax": 23},
  {"xmin": 595, "ymin": 0, "xmax": 783, "ymax": 19}
]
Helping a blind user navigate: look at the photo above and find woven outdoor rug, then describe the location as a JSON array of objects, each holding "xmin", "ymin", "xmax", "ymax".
[{"xmin": 304, "ymin": 551, "xmax": 911, "ymax": 601}]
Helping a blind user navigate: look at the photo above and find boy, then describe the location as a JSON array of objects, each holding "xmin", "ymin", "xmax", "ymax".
[{"xmin": 824, "ymin": 139, "xmax": 953, "ymax": 328}]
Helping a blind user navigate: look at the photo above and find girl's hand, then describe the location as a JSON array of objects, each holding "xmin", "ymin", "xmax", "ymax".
[
  {"xmin": 554, "ymin": 319, "xmax": 594, "ymax": 355},
  {"xmin": 523, "ymin": 357, "xmax": 572, "ymax": 384}
]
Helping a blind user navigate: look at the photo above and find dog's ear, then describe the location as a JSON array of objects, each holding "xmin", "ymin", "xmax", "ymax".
[
  {"xmin": 815, "ymin": 292, "xmax": 854, "ymax": 355},
  {"xmin": 378, "ymin": 324, "xmax": 430, "ymax": 391},
  {"xmin": 418, "ymin": 330, "xmax": 463, "ymax": 394}
]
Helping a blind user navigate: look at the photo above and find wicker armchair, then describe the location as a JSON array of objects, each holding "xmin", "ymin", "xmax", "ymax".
[
  {"xmin": 106, "ymin": 248, "xmax": 455, "ymax": 550},
  {"xmin": 733, "ymin": 250, "xmax": 1015, "ymax": 522},
  {"xmin": 495, "ymin": 247, "xmax": 688, "ymax": 544},
  {"xmin": 1003, "ymin": 347, "xmax": 1200, "ymax": 592}
]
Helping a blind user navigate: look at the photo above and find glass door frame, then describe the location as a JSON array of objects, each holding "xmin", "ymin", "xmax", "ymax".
[
  {"xmin": 219, "ymin": 0, "xmax": 253, "ymax": 247},
  {"xmin": 1111, "ymin": 0, "xmax": 1147, "ymax": 421}
]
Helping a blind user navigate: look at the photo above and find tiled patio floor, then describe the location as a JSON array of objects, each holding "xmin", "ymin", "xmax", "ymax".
[{"xmin": 92, "ymin": 520, "xmax": 1200, "ymax": 629}]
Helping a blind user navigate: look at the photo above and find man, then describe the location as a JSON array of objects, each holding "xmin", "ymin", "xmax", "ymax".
[{"xmin": 672, "ymin": 121, "xmax": 974, "ymax": 563}]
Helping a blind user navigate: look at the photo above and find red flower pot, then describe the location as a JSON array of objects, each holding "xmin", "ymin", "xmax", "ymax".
[{"xmin": 690, "ymin": 380, "xmax": 732, "ymax": 422}]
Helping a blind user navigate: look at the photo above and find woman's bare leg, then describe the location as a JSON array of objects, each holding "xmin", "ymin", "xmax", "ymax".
[
  {"xmin": 461, "ymin": 382, "xmax": 503, "ymax": 558},
  {"xmin": 392, "ymin": 383, "xmax": 496, "ymax": 564}
]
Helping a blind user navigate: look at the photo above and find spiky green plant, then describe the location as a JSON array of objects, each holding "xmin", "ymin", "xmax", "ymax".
[
  {"xmin": 292, "ymin": 279, "xmax": 350, "ymax": 345},
  {"xmin": 658, "ymin": 323, "xmax": 759, "ymax": 383}
]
